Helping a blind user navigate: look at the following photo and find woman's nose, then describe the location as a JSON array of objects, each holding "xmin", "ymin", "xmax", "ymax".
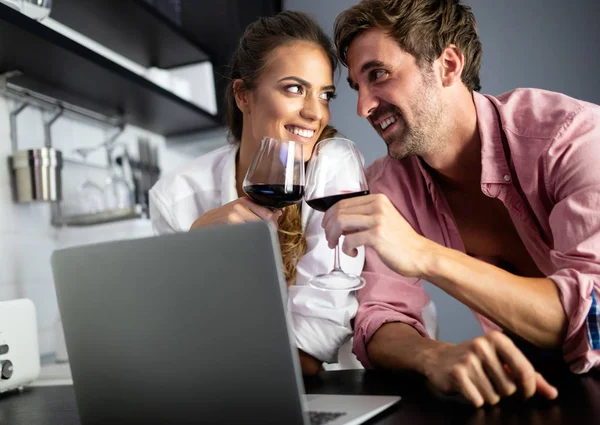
[{"xmin": 300, "ymin": 96, "xmax": 322, "ymax": 121}]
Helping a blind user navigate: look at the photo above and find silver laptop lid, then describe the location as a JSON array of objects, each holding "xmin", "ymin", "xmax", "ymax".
[{"xmin": 51, "ymin": 221, "xmax": 308, "ymax": 425}]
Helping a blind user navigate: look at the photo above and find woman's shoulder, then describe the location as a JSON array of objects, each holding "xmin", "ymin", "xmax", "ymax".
[{"xmin": 151, "ymin": 143, "xmax": 237, "ymax": 205}]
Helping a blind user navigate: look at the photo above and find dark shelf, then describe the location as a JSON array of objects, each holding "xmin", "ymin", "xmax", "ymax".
[
  {"xmin": 0, "ymin": 3, "xmax": 220, "ymax": 138},
  {"xmin": 51, "ymin": 0, "xmax": 210, "ymax": 69}
]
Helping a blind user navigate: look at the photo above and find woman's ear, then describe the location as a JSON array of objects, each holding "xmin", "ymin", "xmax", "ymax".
[{"xmin": 233, "ymin": 79, "xmax": 251, "ymax": 114}]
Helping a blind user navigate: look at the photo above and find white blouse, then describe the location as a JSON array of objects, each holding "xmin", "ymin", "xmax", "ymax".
[{"xmin": 149, "ymin": 143, "xmax": 364, "ymax": 363}]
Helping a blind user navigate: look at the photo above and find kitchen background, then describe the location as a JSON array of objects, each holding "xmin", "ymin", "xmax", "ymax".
[{"xmin": 0, "ymin": 0, "xmax": 599, "ymax": 368}]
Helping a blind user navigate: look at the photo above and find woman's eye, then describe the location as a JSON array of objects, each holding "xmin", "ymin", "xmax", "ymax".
[
  {"xmin": 285, "ymin": 85, "xmax": 303, "ymax": 95},
  {"xmin": 320, "ymin": 91, "xmax": 337, "ymax": 101},
  {"xmin": 369, "ymin": 69, "xmax": 388, "ymax": 83}
]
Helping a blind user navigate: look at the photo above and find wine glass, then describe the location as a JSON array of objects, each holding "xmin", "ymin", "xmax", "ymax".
[
  {"xmin": 73, "ymin": 146, "xmax": 105, "ymax": 214},
  {"xmin": 103, "ymin": 143, "xmax": 133, "ymax": 210},
  {"xmin": 243, "ymin": 137, "xmax": 305, "ymax": 209},
  {"xmin": 305, "ymin": 137, "xmax": 370, "ymax": 291}
]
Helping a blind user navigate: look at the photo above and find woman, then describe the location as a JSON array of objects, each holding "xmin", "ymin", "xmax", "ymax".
[{"xmin": 149, "ymin": 11, "xmax": 364, "ymax": 375}]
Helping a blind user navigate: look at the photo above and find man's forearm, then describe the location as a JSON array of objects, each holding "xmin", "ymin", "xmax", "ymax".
[
  {"xmin": 421, "ymin": 243, "xmax": 567, "ymax": 348},
  {"xmin": 367, "ymin": 322, "xmax": 451, "ymax": 375}
]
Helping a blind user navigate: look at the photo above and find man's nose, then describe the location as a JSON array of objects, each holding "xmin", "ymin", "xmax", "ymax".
[{"xmin": 357, "ymin": 87, "xmax": 378, "ymax": 118}]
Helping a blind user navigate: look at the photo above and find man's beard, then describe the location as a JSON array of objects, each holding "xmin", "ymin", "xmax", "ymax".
[{"xmin": 384, "ymin": 76, "xmax": 444, "ymax": 161}]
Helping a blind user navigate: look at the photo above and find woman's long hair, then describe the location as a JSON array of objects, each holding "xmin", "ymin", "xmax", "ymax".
[{"xmin": 224, "ymin": 11, "xmax": 338, "ymax": 285}]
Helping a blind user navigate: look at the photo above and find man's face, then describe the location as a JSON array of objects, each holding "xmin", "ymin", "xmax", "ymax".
[{"xmin": 346, "ymin": 28, "xmax": 444, "ymax": 160}]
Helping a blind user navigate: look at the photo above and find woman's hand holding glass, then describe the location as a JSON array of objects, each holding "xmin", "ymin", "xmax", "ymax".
[{"xmin": 189, "ymin": 198, "xmax": 281, "ymax": 230}]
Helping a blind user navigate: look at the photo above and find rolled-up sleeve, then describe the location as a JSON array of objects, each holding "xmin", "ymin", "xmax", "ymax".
[
  {"xmin": 546, "ymin": 106, "xmax": 600, "ymax": 373},
  {"xmin": 353, "ymin": 246, "xmax": 431, "ymax": 368},
  {"xmin": 288, "ymin": 207, "xmax": 364, "ymax": 364}
]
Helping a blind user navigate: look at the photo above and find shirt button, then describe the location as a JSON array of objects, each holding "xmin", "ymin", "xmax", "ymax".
[{"xmin": 503, "ymin": 174, "xmax": 511, "ymax": 182}]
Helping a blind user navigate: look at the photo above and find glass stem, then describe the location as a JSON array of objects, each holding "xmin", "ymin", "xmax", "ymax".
[{"xmin": 332, "ymin": 239, "xmax": 343, "ymax": 273}]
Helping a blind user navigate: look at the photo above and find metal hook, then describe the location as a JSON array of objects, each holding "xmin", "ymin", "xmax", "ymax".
[
  {"xmin": 43, "ymin": 105, "xmax": 64, "ymax": 148},
  {"xmin": 103, "ymin": 124, "xmax": 126, "ymax": 148},
  {"xmin": 102, "ymin": 124, "xmax": 126, "ymax": 167},
  {"xmin": 9, "ymin": 101, "xmax": 29, "ymax": 153}
]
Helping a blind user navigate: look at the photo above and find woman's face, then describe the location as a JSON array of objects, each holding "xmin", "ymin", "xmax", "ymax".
[{"xmin": 237, "ymin": 41, "xmax": 335, "ymax": 161}]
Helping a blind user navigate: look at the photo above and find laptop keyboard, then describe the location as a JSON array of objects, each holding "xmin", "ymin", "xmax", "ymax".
[{"xmin": 308, "ymin": 411, "xmax": 347, "ymax": 425}]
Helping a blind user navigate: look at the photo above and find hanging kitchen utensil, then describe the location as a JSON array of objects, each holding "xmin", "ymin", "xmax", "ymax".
[{"xmin": 8, "ymin": 104, "xmax": 64, "ymax": 202}]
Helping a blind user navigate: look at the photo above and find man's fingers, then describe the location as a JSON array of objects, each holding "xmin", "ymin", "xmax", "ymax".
[
  {"xmin": 488, "ymin": 332, "xmax": 536, "ymax": 398},
  {"xmin": 341, "ymin": 231, "xmax": 373, "ymax": 256},
  {"xmin": 321, "ymin": 199, "xmax": 377, "ymax": 230},
  {"xmin": 454, "ymin": 367, "xmax": 484, "ymax": 407},
  {"xmin": 535, "ymin": 372, "xmax": 558, "ymax": 400},
  {"xmin": 472, "ymin": 339, "xmax": 517, "ymax": 397},
  {"xmin": 469, "ymin": 360, "xmax": 501, "ymax": 405},
  {"xmin": 324, "ymin": 215, "xmax": 378, "ymax": 248}
]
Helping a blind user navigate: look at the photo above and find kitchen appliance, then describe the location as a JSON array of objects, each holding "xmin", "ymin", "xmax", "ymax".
[{"xmin": 0, "ymin": 299, "xmax": 41, "ymax": 394}]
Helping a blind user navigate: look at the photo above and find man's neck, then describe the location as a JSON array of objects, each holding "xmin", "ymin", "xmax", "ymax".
[{"xmin": 422, "ymin": 93, "xmax": 481, "ymax": 192}]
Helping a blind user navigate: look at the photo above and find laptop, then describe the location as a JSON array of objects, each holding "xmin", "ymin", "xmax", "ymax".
[{"xmin": 51, "ymin": 221, "xmax": 400, "ymax": 425}]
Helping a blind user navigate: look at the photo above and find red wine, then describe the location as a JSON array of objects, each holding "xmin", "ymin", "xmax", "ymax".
[
  {"xmin": 307, "ymin": 190, "xmax": 370, "ymax": 212},
  {"xmin": 243, "ymin": 184, "xmax": 305, "ymax": 209}
]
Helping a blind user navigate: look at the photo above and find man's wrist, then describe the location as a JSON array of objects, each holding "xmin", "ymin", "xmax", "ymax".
[
  {"xmin": 417, "ymin": 339, "xmax": 451, "ymax": 378},
  {"xmin": 417, "ymin": 239, "xmax": 447, "ymax": 282}
]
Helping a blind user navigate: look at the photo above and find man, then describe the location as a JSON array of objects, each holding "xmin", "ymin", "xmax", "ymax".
[{"xmin": 322, "ymin": 0, "xmax": 600, "ymax": 407}]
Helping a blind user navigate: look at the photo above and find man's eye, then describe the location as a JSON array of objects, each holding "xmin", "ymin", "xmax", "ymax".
[
  {"xmin": 320, "ymin": 91, "xmax": 337, "ymax": 101},
  {"xmin": 369, "ymin": 69, "xmax": 388, "ymax": 82},
  {"xmin": 285, "ymin": 85, "xmax": 303, "ymax": 94}
]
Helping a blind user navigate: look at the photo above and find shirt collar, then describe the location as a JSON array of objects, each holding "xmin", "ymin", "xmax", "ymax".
[
  {"xmin": 221, "ymin": 143, "xmax": 239, "ymax": 205},
  {"xmin": 414, "ymin": 92, "xmax": 512, "ymax": 201},
  {"xmin": 474, "ymin": 92, "xmax": 512, "ymax": 185}
]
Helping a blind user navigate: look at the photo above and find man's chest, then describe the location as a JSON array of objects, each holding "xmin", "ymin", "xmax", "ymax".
[{"xmin": 441, "ymin": 190, "xmax": 544, "ymax": 277}]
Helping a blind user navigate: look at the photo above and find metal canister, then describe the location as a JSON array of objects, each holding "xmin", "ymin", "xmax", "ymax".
[{"xmin": 9, "ymin": 147, "xmax": 63, "ymax": 202}]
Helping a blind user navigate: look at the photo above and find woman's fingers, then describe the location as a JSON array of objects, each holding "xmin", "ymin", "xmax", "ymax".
[{"xmin": 239, "ymin": 198, "xmax": 281, "ymax": 223}]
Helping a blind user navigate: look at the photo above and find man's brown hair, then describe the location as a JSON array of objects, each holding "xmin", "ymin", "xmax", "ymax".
[{"xmin": 334, "ymin": 0, "xmax": 482, "ymax": 92}]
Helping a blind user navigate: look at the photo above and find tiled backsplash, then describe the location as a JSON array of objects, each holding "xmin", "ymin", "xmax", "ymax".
[{"xmin": 0, "ymin": 95, "xmax": 195, "ymax": 355}]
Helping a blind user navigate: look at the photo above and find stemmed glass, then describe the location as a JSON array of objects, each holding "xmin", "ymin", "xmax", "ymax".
[
  {"xmin": 103, "ymin": 143, "xmax": 133, "ymax": 210},
  {"xmin": 305, "ymin": 137, "xmax": 370, "ymax": 291},
  {"xmin": 73, "ymin": 147, "xmax": 105, "ymax": 214},
  {"xmin": 242, "ymin": 137, "xmax": 305, "ymax": 209}
]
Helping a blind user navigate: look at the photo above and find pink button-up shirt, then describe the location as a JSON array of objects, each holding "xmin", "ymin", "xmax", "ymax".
[{"xmin": 354, "ymin": 89, "xmax": 600, "ymax": 374}]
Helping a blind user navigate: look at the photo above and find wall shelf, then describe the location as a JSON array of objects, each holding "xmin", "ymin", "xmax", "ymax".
[
  {"xmin": 0, "ymin": 3, "xmax": 221, "ymax": 138},
  {"xmin": 51, "ymin": 0, "xmax": 209, "ymax": 69}
]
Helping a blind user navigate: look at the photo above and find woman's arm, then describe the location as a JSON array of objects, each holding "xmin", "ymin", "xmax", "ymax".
[{"xmin": 298, "ymin": 349, "xmax": 324, "ymax": 375}]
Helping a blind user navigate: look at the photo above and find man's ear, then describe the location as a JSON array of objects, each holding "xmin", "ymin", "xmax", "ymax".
[
  {"xmin": 233, "ymin": 79, "xmax": 251, "ymax": 114},
  {"xmin": 438, "ymin": 45, "xmax": 465, "ymax": 88}
]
